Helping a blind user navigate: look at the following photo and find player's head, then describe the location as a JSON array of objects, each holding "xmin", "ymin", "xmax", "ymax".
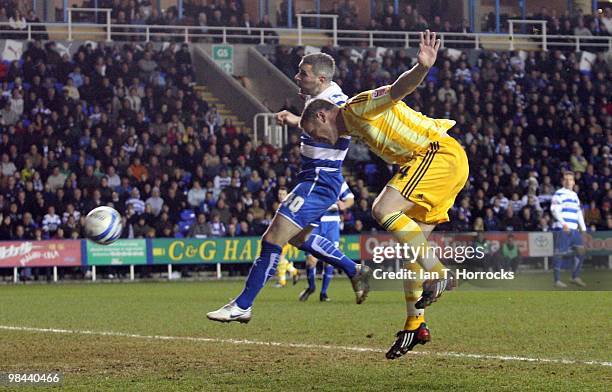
[
  {"xmin": 295, "ymin": 53, "xmax": 335, "ymax": 96},
  {"xmin": 562, "ymin": 171, "xmax": 575, "ymax": 189},
  {"xmin": 277, "ymin": 186, "xmax": 288, "ymax": 202},
  {"xmin": 300, "ymin": 99, "xmax": 340, "ymax": 144}
]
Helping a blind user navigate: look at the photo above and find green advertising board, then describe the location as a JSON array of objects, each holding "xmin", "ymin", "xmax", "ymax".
[
  {"xmin": 151, "ymin": 236, "xmax": 361, "ymax": 264},
  {"xmin": 212, "ymin": 44, "xmax": 233, "ymax": 74},
  {"xmin": 86, "ymin": 239, "xmax": 148, "ymax": 266}
]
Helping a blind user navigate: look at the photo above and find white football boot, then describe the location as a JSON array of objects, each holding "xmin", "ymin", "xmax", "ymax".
[{"xmin": 207, "ymin": 301, "xmax": 252, "ymax": 324}]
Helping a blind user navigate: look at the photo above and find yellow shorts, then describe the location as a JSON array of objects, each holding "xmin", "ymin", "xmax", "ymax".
[{"xmin": 387, "ymin": 136, "xmax": 469, "ymax": 225}]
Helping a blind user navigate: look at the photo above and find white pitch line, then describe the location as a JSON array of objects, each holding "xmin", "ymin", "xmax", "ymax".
[{"xmin": 1, "ymin": 325, "xmax": 610, "ymax": 368}]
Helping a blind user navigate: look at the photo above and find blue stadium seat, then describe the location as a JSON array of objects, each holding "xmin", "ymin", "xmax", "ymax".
[
  {"xmin": 180, "ymin": 209, "xmax": 196, "ymax": 222},
  {"xmin": 364, "ymin": 163, "xmax": 378, "ymax": 186},
  {"xmin": 178, "ymin": 220, "xmax": 192, "ymax": 234}
]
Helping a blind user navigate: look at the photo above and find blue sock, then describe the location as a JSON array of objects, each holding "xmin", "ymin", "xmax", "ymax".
[
  {"xmin": 572, "ymin": 256, "xmax": 584, "ymax": 279},
  {"xmin": 299, "ymin": 235, "xmax": 357, "ymax": 277},
  {"xmin": 553, "ymin": 256, "xmax": 562, "ymax": 282},
  {"xmin": 307, "ymin": 266, "xmax": 316, "ymax": 290},
  {"xmin": 321, "ymin": 264, "xmax": 334, "ymax": 295},
  {"xmin": 235, "ymin": 241, "xmax": 282, "ymax": 309}
]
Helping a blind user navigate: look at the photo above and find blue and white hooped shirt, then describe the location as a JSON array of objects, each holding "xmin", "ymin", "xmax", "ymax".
[
  {"xmin": 550, "ymin": 187, "xmax": 586, "ymax": 231},
  {"xmin": 320, "ymin": 181, "xmax": 354, "ymax": 223},
  {"xmin": 298, "ymin": 82, "xmax": 349, "ymax": 182}
]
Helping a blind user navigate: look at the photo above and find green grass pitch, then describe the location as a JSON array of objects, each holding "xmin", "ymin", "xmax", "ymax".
[{"xmin": 0, "ymin": 277, "xmax": 610, "ymax": 391}]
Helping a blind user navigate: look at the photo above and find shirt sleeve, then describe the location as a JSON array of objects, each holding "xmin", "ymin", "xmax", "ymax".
[
  {"xmin": 339, "ymin": 181, "xmax": 355, "ymax": 201},
  {"xmin": 329, "ymin": 92, "xmax": 348, "ymax": 106},
  {"xmin": 577, "ymin": 197, "xmax": 587, "ymax": 231},
  {"xmin": 345, "ymin": 85, "xmax": 397, "ymax": 120},
  {"xmin": 550, "ymin": 193, "xmax": 566, "ymax": 225}
]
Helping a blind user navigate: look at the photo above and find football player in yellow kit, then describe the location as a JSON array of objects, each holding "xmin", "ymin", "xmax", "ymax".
[
  {"xmin": 275, "ymin": 244, "xmax": 299, "ymax": 287},
  {"xmin": 299, "ymin": 30, "xmax": 469, "ymax": 359},
  {"xmin": 274, "ymin": 187, "xmax": 299, "ymax": 287}
]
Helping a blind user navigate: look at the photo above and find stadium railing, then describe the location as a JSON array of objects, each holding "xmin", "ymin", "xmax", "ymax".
[
  {"xmin": 0, "ymin": 232, "xmax": 610, "ymax": 283},
  {"xmin": 253, "ymin": 113, "xmax": 288, "ymax": 149},
  {"xmin": 0, "ymin": 22, "xmax": 610, "ymax": 52}
]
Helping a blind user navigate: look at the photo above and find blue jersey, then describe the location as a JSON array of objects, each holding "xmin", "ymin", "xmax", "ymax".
[
  {"xmin": 320, "ymin": 181, "xmax": 354, "ymax": 223},
  {"xmin": 297, "ymin": 82, "xmax": 349, "ymax": 182},
  {"xmin": 550, "ymin": 188, "xmax": 586, "ymax": 231},
  {"xmin": 277, "ymin": 83, "xmax": 349, "ymax": 229}
]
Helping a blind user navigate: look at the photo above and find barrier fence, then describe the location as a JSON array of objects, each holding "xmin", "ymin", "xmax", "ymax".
[
  {"xmin": 0, "ymin": 232, "xmax": 610, "ymax": 283},
  {"xmin": 0, "ymin": 21, "xmax": 610, "ymax": 52}
]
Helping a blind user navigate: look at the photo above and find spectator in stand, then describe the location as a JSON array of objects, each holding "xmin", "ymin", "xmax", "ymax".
[
  {"xmin": 209, "ymin": 212, "xmax": 226, "ymax": 237},
  {"xmin": 133, "ymin": 215, "xmax": 153, "ymax": 238},
  {"xmin": 126, "ymin": 187, "xmax": 145, "ymax": 215},
  {"xmin": 42, "ymin": 206, "xmax": 61, "ymax": 237},
  {"xmin": 602, "ymin": 8, "xmax": 612, "ymax": 35},
  {"xmin": 127, "ymin": 156, "xmax": 148, "ymax": 182},
  {"xmin": 214, "ymin": 168, "xmax": 231, "ymax": 192},
  {"xmin": 212, "ymin": 199, "xmax": 232, "ymax": 224},
  {"xmin": 188, "ymin": 213, "xmax": 212, "ymax": 238},
  {"xmin": 146, "ymin": 187, "xmax": 164, "ymax": 217},
  {"xmin": 574, "ymin": 17, "xmax": 592, "ymax": 36},
  {"xmin": 8, "ymin": 9, "xmax": 27, "ymax": 38},
  {"xmin": 205, "ymin": 105, "xmax": 222, "ymax": 133},
  {"xmin": 0, "ymin": 153, "xmax": 17, "ymax": 176},
  {"xmin": 584, "ymin": 200, "xmax": 602, "ymax": 229},
  {"xmin": 500, "ymin": 234, "xmax": 521, "ymax": 272},
  {"xmin": 187, "ymin": 180, "xmax": 207, "ymax": 209}
]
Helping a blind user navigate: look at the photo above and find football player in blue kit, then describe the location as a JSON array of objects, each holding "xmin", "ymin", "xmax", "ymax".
[{"xmin": 207, "ymin": 53, "xmax": 371, "ymax": 323}]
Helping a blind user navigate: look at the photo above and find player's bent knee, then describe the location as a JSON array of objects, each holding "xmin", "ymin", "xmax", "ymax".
[
  {"xmin": 371, "ymin": 201, "xmax": 391, "ymax": 224},
  {"xmin": 263, "ymin": 214, "xmax": 305, "ymax": 246},
  {"xmin": 288, "ymin": 226, "xmax": 313, "ymax": 248}
]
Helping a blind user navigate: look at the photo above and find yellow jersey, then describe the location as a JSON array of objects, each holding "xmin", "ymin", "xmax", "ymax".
[{"xmin": 341, "ymin": 86, "xmax": 456, "ymax": 164}]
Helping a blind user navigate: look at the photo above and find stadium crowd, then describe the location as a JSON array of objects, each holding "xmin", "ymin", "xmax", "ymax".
[
  {"xmin": 0, "ymin": 32, "xmax": 610, "ymax": 241},
  {"xmin": 0, "ymin": 39, "xmax": 383, "ymax": 241}
]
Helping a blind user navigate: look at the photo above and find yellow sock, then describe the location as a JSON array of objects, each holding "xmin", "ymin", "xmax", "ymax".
[
  {"xmin": 287, "ymin": 262, "xmax": 298, "ymax": 276},
  {"xmin": 277, "ymin": 257, "xmax": 288, "ymax": 286},
  {"xmin": 381, "ymin": 211, "xmax": 447, "ymax": 275},
  {"xmin": 404, "ymin": 315, "xmax": 426, "ymax": 330},
  {"xmin": 403, "ymin": 261, "xmax": 425, "ymax": 330}
]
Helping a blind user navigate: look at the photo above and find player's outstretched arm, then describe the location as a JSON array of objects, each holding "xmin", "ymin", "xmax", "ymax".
[
  {"xmin": 390, "ymin": 29, "xmax": 440, "ymax": 102},
  {"xmin": 275, "ymin": 110, "xmax": 301, "ymax": 127}
]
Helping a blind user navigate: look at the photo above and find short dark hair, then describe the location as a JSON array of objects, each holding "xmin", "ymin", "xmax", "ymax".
[
  {"xmin": 301, "ymin": 53, "xmax": 336, "ymax": 80},
  {"xmin": 300, "ymin": 99, "xmax": 337, "ymax": 128}
]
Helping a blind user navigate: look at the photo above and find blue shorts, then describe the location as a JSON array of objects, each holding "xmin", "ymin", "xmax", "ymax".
[
  {"xmin": 311, "ymin": 220, "xmax": 341, "ymax": 246},
  {"xmin": 554, "ymin": 229, "xmax": 584, "ymax": 254},
  {"xmin": 277, "ymin": 171, "xmax": 342, "ymax": 229}
]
